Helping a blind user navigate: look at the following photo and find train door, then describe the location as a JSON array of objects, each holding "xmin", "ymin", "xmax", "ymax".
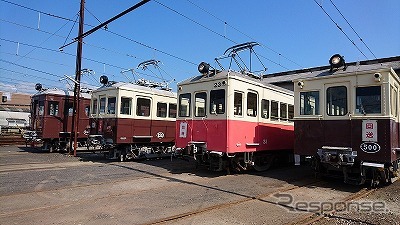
[{"xmin": 323, "ymin": 82, "xmax": 351, "ymax": 147}]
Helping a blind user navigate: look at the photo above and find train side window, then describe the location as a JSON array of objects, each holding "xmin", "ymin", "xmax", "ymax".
[
  {"xmin": 271, "ymin": 101, "xmax": 279, "ymax": 120},
  {"xmin": 92, "ymin": 99, "xmax": 98, "ymax": 115},
  {"xmin": 99, "ymin": 97, "xmax": 106, "ymax": 114},
  {"xmin": 179, "ymin": 93, "xmax": 191, "ymax": 117},
  {"xmin": 120, "ymin": 97, "xmax": 131, "ymax": 115},
  {"xmin": 157, "ymin": 102, "xmax": 167, "ymax": 118},
  {"xmin": 355, "ymin": 86, "xmax": 381, "ymax": 115},
  {"xmin": 136, "ymin": 98, "xmax": 151, "ymax": 117},
  {"xmin": 107, "ymin": 97, "xmax": 116, "ymax": 114},
  {"xmin": 38, "ymin": 101, "xmax": 44, "ymax": 116},
  {"xmin": 234, "ymin": 92, "xmax": 243, "ymax": 116},
  {"xmin": 48, "ymin": 101, "xmax": 59, "ymax": 116},
  {"xmin": 288, "ymin": 104, "xmax": 294, "ymax": 121},
  {"xmin": 327, "ymin": 86, "xmax": 347, "ymax": 116},
  {"xmin": 66, "ymin": 102, "xmax": 73, "ymax": 116},
  {"xmin": 169, "ymin": 103, "xmax": 177, "ymax": 118},
  {"xmin": 247, "ymin": 92, "xmax": 257, "ymax": 117},
  {"xmin": 280, "ymin": 103, "xmax": 288, "ymax": 120},
  {"xmin": 390, "ymin": 85, "xmax": 398, "ymax": 117},
  {"xmin": 210, "ymin": 89, "xmax": 225, "ymax": 114},
  {"xmin": 195, "ymin": 92, "xmax": 207, "ymax": 117},
  {"xmin": 261, "ymin": 99, "xmax": 269, "ymax": 119},
  {"xmin": 85, "ymin": 106, "xmax": 90, "ymax": 117},
  {"xmin": 300, "ymin": 91, "xmax": 320, "ymax": 115}
]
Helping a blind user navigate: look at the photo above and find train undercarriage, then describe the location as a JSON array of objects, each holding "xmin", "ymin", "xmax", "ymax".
[{"xmin": 311, "ymin": 146, "xmax": 400, "ymax": 186}]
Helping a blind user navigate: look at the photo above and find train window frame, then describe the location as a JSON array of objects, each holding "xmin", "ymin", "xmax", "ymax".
[
  {"xmin": 120, "ymin": 97, "xmax": 132, "ymax": 115},
  {"xmin": 179, "ymin": 93, "xmax": 191, "ymax": 117},
  {"xmin": 66, "ymin": 102, "xmax": 73, "ymax": 116},
  {"xmin": 288, "ymin": 104, "xmax": 294, "ymax": 121},
  {"xmin": 92, "ymin": 99, "xmax": 98, "ymax": 115},
  {"xmin": 107, "ymin": 96, "xmax": 116, "ymax": 114},
  {"xmin": 355, "ymin": 86, "xmax": 381, "ymax": 115},
  {"xmin": 38, "ymin": 101, "xmax": 44, "ymax": 116},
  {"xmin": 85, "ymin": 105, "xmax": 90, "ymax": 117},
  {"xmin": 270, "ymin": 100, "xmax": 279, "ymax": 120},
  {"xmin": 261, "ymin": 99, "xmax": 270, "ymax": 119},
  {"xmin": 99, "ymin": 96, "xmax": 106, "ymax": 114},
  {"xmin": 300, "ymin": 91, "xmax": 320, "ymax": 116},
  {"xmin": 48, "ymin": 101, "xmax": 59, "ymax": 116},
  {"xmin": 247, "ymin": 91, "xmax": 258, "ymax": 117},
  {"xmin": 210, "ymin": 89, "xmax": 225, "ymax": 115},
  {"xmin": 280, "ymin": 103, "xmax": 288, "ymax": 121},
  {"xmin": 136, "ymin": 97, "xmax": 151, "ymax": 117},
  {"xmin": 391, "ymin": 85, "xmax": 398, "ymax": 117},
  {"xmin": 326, "ymin": 86, "xmax": 348, "ymax": 116},
  {"xmin": 234, "ymin": 91, "xmax": 243, "ymax": 117},
  {"xmin": 169, "ymin": 103, "xmax": 177, "ymax": 118},
  {"xmin": 157, "ymin": 102, "xmax": 168, "ymax": 118},
  {"xmin": 195, "ymin": 92, "xmax": 207, "ymax": 117}
]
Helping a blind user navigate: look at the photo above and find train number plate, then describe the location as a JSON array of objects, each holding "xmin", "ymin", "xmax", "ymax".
[{"xmin": 360, "ymin": 142, "xmax": 381, "ymax": 153}]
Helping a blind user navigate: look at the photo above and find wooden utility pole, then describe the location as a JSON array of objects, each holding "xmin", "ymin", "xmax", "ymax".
[{"xmin": 69, "ymin": 0, "xmax": 85, "ymax": 156}]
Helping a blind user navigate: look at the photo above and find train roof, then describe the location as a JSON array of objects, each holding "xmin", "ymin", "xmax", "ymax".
[
  {"xmin": 262, "ymin": 56, "xmax": 400, "ymax": 84},
  {"xmin": 178, "ymin": 70, "xmax": 294, "ymax": 95},
  {"xmin": 94, "ymin": 82, "xmax": 177, "ymax": 98},
  {"xmin": 32, "ymin": 89, "xmax": 91, "ymax": 99}
]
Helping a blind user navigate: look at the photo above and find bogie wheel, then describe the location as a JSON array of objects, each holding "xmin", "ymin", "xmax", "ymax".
[{"xmin": 253, "ymin": 154, "xmax": 275, "ymax": 172}]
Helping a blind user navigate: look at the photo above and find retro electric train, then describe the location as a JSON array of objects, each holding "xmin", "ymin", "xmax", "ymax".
[
  {"xmin": 176, "ymin": 42, "xmax": 294, "ymax": 172},
  {"xmin": 294, "ymin": 54, "xmax": 400, "ymax": 185},
  {"xmin": 26, "ymin": 84, "xmax": 91, "ymax": 152},
  {"xmin": 88, "ymin": 69, "xmax": 177, "ymax": 161}
]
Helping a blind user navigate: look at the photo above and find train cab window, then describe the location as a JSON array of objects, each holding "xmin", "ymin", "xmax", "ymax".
[
  {"xmin": 234, "ymin": 92, "xmax": 243, "ymax": 116},
  {"xmin": 195, "ymin": 92, "xmax": 207, "ymax": 117},
  {"xmin": 247, "ymin": 92, "xmax": 258, "ymax": 117},
  {"xmin": 157, "ymin": 102, "xmax": 167, "ymax": 118},
  {"xmin": 136, "ymin": 98, "xmax": 151, "ymax": 117},
  {"xmin": 120, "ymin": 97, "xmax": 131, "ymax": 115},
  {"xmin": 356, "ymin": 86, "xmax": 381, "ymax": 115},
  {"xmin": 271, "ymin": 101, "xmax": 279, "ymax": 120},
  {"xmin": 92, "ymin": 99, "xmax": 98, "ymax": 115},
  {"xmin": 280, "ymin": 103, "xmax": 288, "ymax": 120},
  {"xmin": 179, "ymin": 93, "xmax": 191, "ymax": 117},
  {"xmin": 327, "ymin": 86, "xmax": 347, "ymax": 116},
  {"xmin": 66, "ymin": 102, "xmax": 73, "ymax": 116},
  {"xmin": 85, "ymin": 106, "xmax": 90, "ymax": 117},
  {"xmin": 300, "ymin": 91, "xmax": 320, "ymax": 115},
  {"xmin": 48, "ymin": 101, "xmax": 59, "ymax": 116},
  {"xmin": 288, "ymin": 104, "xmax": 294, "ymax": 121},
  {"xmin": 107, "ymin": 97, "xmax": 116, "ymax": 114},
  {"xmin": 38, "ymin": 101, "xmax": 44, "ymax": 116},
  {"xmin": 210, "ymin": 89, "xmax": 225, "ymax": 114},
  {"xmin": 261, "ymin": 99, "xmax": 269, "ymax": 119},
  {"xmin": 391, "ymin": 86, "xmax": 398, "ymax": 117},
  {"xmin": 99, "ymin": 97, "xmax": 106, "ymax": 114},
  {"xmin": 169, "ymin": 103, "xmax": 177, "ymax": 118}
]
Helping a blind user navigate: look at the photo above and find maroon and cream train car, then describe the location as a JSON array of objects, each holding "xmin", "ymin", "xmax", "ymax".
[
  {"xmin": 89, "ymin": 77, "xmax": 177, "ymax": 160},
  {"xmin": 294, "ymin": 56, "xmax": 400, "ymax": 185},
  {"xmin": 176, "ymin": 65, "xmax": 294, "ymax": 172},
  {"xmin": 29, "ymin": 86, "xmax": 91, "ymax": 152}
]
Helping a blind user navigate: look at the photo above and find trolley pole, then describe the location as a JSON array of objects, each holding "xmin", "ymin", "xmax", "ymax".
[{"xmin": 69, "ymin": 0, "xmax": 85, "ymax": 156}]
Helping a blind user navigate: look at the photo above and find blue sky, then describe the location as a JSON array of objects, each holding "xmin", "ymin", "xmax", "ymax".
[{"xmin": 1, "ymin": 0, "xmax": 399, "ymax": 94}]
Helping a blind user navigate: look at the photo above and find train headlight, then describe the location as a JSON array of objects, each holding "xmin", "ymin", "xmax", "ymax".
[
  {"xmin": 35, "ymin": 83, "xmax": 43, "ymax": 91},
  {"xmin": 374, "ymin": 73, "xmax": 382, "ymax": 82},
  {"xmin": 297, "ymin": 81, "xmax": 304, "ymax": 89},
  {"xmin": 329, "ymin": 54, "xmax": 346, "ymax": 73},
  {"xmin": 100, "ymin": 75, "xmax": 108, "ymax": 85},
  {"xmin": 198, "ymin": 62, "xmax": 210, "ymax": 74}
]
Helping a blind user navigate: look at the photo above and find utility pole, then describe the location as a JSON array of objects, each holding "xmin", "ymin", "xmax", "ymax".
[{"xmin": 69, "ymin": 0, "xmax": 85, "ymax": 156}]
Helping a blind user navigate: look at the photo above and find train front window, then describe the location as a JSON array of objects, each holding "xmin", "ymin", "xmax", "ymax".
[
  {"xmin": 356, "ymin": 86, "xmax": 381, "ymax": 115},
  {"xmin": 120, "ymin": 97, "xmax": 131, "ymax": 115},
  {"xmin": 157, "ymin": 102, "xmax": 167, "ymax": 118},
  {"xmin": 210, "ymin": 89, "xmax": 225, "ymax": 114},
  {"xmin": 48, "ymin": 101, "xmax": 59, "ymax": 116},
  {"xmin": 327, "ymin": 86, "xmax": 347, "ymax": 116},
  {"xmin": 195, "ymin": 92, "xmax": 207, "ymax": 117},
  {"xmin": 169, "ymin": 103, "xmax": 177, "ymax": 118},
  {"xmin": 92, "ymin": 99, "xmax": 98, "ymax": 115},
  {"xmin": 247, "ymin": 92, "xmax": 257, "ymax": 117},
  {"xmin": 136, "ymin": 98, "xmax": 151, "ymax": 117},
  {"xmin": 391, "ymin": 86, "xmax": 398, "ymax": 117},
  {"xmin": 107, "ymin": 97, "xmax": 116, "ymax": 114},
  {"xmin": 38, "ymin": 101, "xmax": 44, "ymax": 116},
  {"xmin": 234, "ymin": 92, "xmax": 243, "ymax": 116},
  {"xmin": 300, "ymin": 91, "xmax": 320, "ymax": 115},
  {"xmin": 99, "ymin": 97, "xmax": 106, "ymax": 114},
  {"xmin": 179, "ymin": 93, "xmax": 191, "ymax": 117}
]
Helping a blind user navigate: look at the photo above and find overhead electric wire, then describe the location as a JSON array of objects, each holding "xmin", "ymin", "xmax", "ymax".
[
  {"xmin": 313, "ymin": 0, "xmax": 368, "ymax": 59},
  {"xmin": 328, "ymin": 0, "xmax": 377, "ymax": 59}
]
